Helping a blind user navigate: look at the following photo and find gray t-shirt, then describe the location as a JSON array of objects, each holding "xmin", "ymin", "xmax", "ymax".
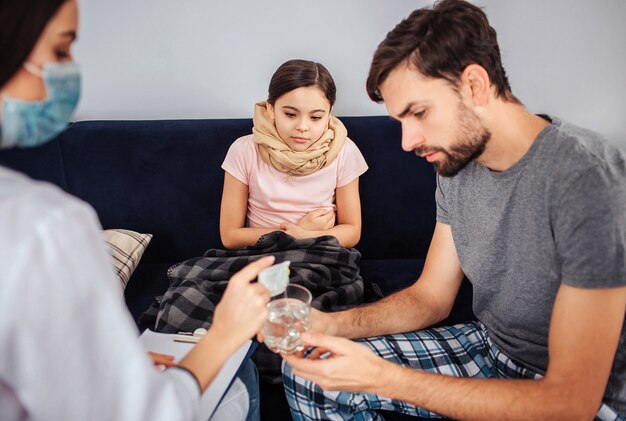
[{"xmin": 436, "ymin": 116, "xmax": 626, "ymax": 413}]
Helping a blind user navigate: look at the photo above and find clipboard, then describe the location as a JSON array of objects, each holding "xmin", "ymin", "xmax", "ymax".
[{"xmin": 138, "ymin": 329, "xmax": 256, "ymax": 419}]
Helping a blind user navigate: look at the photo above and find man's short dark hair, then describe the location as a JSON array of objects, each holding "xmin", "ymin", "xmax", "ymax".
[{"xmin": 366, "ymin": 0, "xmax": 518, "ymax": 104}]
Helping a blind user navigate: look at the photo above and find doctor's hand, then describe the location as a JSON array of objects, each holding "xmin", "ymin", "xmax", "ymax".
[
  {"xmin": 282, "ymin": 331, "xmax": 387, "ymax": 394},
  {"xmin": 212, "ymin": 256, "xmax": 273, "ymax": 347},
  {"xmin": 148, "ymin": 352, "xmax": 176, "ymax": 368},
  {"xmin": 297, "ymin": 208, "xmax": 336, "ymax": 231}
]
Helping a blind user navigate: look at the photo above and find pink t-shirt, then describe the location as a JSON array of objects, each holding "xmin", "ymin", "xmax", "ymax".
[{"xmin": 221, "ymin": 134, "xmax": 368, "ymax": 228}]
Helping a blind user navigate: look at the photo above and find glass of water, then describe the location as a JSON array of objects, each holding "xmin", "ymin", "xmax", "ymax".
[{"xmin": 263, "ymin": 284, "xmax": 312, "ymax": 354}]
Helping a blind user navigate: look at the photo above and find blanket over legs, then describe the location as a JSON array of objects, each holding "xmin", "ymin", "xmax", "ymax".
[{"xmin": 141, "ymin": 231, "xmax": 364, "ymax": 380}]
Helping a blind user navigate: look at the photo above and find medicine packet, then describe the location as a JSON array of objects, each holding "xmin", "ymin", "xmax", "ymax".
[{"xmin": 258, "ymin": 260, "xmax": 290, "ymax": 297}]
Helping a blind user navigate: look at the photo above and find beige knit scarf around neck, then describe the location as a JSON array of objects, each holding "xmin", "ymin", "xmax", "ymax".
[{"xmin": 252, "ymin": 101, "xmax": 347, "ymax": 176}]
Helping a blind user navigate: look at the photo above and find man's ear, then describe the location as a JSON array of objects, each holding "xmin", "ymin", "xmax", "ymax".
[
  {"xmin": 461, "ymin": 64, "xmax": 490, "ymax": 107},
  {"xmin": 266, "ymin": 102, "xmax": 275, "ymax": 120}
]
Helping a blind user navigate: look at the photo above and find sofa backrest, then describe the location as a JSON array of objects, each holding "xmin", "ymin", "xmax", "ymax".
[{"xmin": 0, "ymin": 117, "xmax": 436, "ymax": 263}]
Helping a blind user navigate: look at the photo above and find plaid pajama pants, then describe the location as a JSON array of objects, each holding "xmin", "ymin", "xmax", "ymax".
[{"xmin": 283, "ymin": 321, "xmax": 625, "ymax": 421}]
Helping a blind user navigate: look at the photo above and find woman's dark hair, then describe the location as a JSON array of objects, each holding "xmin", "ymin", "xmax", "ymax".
[
  {"xmin": 0, "ymin": 0, "xmax": 66, "ymax": 89},
  {"xmin": 367, "ymin": 0, "xmax": 518, "ymax": 103},
  {"xmin": 267, "ymin": 59, "xmax": 337, "ymax": 107}
]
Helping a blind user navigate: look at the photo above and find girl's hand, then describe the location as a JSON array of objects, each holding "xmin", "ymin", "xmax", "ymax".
[
  {"xmin": 279, "ymin": 222, "xmax": 311, "ymax": 240},
  {"xmin": 298, "ymin": 208, "xmax": 336, "ymax": 231},
  {"xmin": 211, "ymin": 256, "xmax": 274, "ymax": 345}
]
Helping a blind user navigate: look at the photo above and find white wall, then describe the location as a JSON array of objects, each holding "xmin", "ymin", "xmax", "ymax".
[{"xmin": 74, "ymin": 0, "xmax": 626, "ymax": 146}]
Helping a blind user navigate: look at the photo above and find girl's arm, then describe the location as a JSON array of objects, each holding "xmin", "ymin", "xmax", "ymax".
[
  {"xmin": 282, "ymin": 178, "xmax": 362, "ymax": 248},
  {"xmin": 219, "ymin": 172, "xmax": 280, "ymax": 249}
]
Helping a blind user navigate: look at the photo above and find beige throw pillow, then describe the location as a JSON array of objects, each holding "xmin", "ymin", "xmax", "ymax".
[{"xmin": 103, "ymin": 229, "xmax": 152, "ymax": 288}]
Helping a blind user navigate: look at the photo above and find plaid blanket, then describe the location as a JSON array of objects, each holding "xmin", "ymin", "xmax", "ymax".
[{"xmin": 141, "ymin": 231, "xmax": 365, "ymax": 381}]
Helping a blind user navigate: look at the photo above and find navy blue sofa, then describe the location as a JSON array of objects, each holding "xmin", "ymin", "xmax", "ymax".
[{"xmin": 0, "ymin": 117, "xmax": 473, "ymax": 420}]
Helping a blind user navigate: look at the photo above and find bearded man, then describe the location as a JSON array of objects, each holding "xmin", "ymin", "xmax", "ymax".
[{"xmin": 280, "ymin": 1, "xmax": 626, "ymax": 420}]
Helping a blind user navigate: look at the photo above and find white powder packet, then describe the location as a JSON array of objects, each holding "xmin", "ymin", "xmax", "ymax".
[{"xmin": 258, "ymin": 260, "xmax": 290, "ymax": 297}]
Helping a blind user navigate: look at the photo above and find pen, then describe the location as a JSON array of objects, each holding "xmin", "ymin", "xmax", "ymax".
[
  {"xmin": 173, "ymin": 335, "xmax": 201, "ymax": 344},
  {"xmin": 173, "ymin": 328, "xmax": 207, "ymax": 344}
]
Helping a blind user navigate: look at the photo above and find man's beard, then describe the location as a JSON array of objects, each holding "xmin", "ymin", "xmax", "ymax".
[{"xmin": 415, "ymin": 101, "xmax": 491, "ymax": 177}]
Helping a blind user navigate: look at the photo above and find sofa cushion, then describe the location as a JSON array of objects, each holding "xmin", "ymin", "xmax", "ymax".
[
  {"xmin": 56, "ymin": 119, "xmax": 255, "ymax": 263},
  {"xmin": 360, "ymin": 258, "xmax": 425, "ymax": 296},
  {"xmin": 341, "ymin": 116, "xmax": 437, "ymax": 260},
  {"xmin": 360, "ymin": 258, "xmax": 475, "ymax": 325},
  {"xmin": 0, "ymin": 138, "xmax": 68, "ymax": 189},
  {"xmin": 103, "ymin": 229, "xmax": 152, "ymax": 288}
]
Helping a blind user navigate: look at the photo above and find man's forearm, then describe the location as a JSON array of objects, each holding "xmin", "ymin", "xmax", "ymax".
[
  {"xmin": 375, "ymin": 363, "xmax": 597, "ymax": 421},
  {"xmin": 334, "ymin": 285, "xmax": 445, "ymax": 339}
]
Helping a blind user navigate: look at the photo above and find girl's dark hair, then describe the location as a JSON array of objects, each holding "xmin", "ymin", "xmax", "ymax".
[
  {"xmin": 267, "ymin": 59, "xmax": 337, "ymax": 107},
  {"xmin": 0, "ymin": 0, "xmax": 66, "ymax": 89},
  {"xmin": 367, "ymin": 0, "xmax": 518, "ymax": 103}
]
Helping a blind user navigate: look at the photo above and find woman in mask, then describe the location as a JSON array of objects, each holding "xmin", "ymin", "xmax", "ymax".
[{"xmin": 0, "ymin": 1, "xmax": 272, "ymax": 420}]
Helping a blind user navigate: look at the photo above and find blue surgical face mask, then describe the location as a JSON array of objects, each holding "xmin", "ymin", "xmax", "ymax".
[{"xmin": 0, "ymin": 62, "xmax": 81, "ymax": 149}]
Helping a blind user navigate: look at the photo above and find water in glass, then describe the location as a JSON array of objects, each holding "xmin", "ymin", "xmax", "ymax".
[{"xmin": 264, "ymin": 297, "xmax": 311, "ymax": 354}]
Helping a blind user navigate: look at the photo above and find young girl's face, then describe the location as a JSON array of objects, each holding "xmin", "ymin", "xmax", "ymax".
[{"xmin": 266, "ymin": 86, "xmax": 331, "ymax": 152}]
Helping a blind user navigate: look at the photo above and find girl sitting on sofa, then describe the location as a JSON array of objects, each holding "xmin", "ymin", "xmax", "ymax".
[
  {"xmin": 148, "ymin": 59, "xmax": 370, "ymax": 382},
  {"xmin": 219, "ymin": 59, "xmax": 368, "ymax": 249}
]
